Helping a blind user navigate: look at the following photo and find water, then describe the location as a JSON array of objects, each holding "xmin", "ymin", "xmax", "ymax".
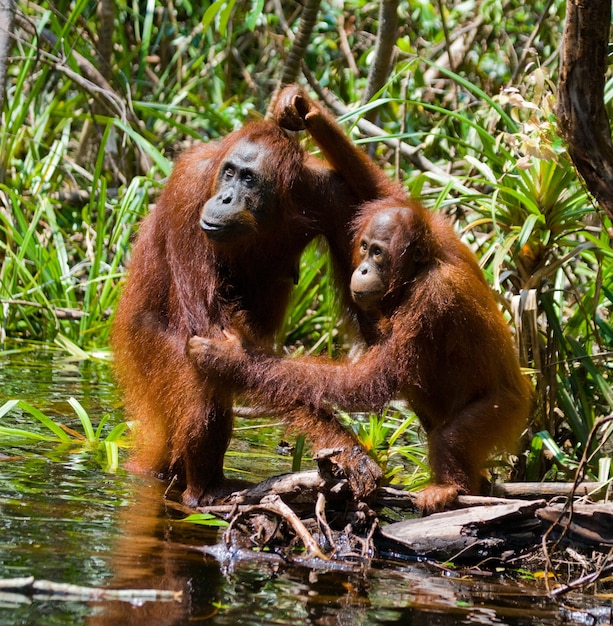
[{"xmin": 0, "ymin": 352, "xmax": 611, "ymax": 625}]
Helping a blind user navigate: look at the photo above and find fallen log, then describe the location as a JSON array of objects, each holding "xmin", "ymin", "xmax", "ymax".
[
  {"xmin": 194, "ymin": 467, "xmax": 613, "ymax": 564},
  {"xmin": 378, "ymin": 496, "xmax": 613, "ymax": 561},
  {"xmin": 378, "ymin": 500, "xmax": 546, "ymax": 561},
  {"xmin": 536, "ymin": 502, "xmax": 613, "ymax": 547},
  {"xmin": 492, "ymin": 482, "xmax": 609, "ymax": 500}
]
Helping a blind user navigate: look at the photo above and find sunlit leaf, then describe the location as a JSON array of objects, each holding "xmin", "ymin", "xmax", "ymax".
[{"xmin": 180, "ymin": 513, "xmax": 229, "ymax": 527}]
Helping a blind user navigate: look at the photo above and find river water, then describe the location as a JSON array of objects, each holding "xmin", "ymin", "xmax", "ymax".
[{"xmin": 0, "ymin": 351, "xmax": 611, "ymax": 625}]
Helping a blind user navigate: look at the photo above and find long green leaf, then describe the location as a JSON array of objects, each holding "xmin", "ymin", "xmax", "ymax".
[
  {"xmin": 68, "ymin": 397, "xmax": 95, "ymax": 442},
  {"xmin": 0, "ymin": 399, "xmax": 72, "ymax": 443}
]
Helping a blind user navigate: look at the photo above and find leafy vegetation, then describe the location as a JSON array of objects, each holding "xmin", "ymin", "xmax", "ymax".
[
  {"xmin": 0, "ymin": 396, "xmax": 128, "ymax": 471},
  {"xmin": 1, "ymin": 0, "xmax": 611, "ymax": 488}
]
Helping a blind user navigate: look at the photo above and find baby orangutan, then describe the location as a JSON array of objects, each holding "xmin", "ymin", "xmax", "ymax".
[{"xmin": 188, "ymin": 198, "xmax": 533, "ymax": 512}]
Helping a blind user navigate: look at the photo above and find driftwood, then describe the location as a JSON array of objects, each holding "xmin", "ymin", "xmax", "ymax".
[
  {"xmin": 207, "ymin": 469, "xmax": 331, "ymax": 508},
  {"xmin": 198, "ymin": 452, "xmax": 381, "ymax": 562},
  {"xmin": 537, "ymin": 503, "xmax": 613, "ymax": 547},
  {"xmin": 379, "ymin": 499, "xmax": 613, "ymax": 562},
  {"xmin": 196, "ymin": 461, "xmax": 613, "ymax": 566},
  {"xmin": 0, "ymin": 577, "xmax": 181, "ymax": 604},
  {"xmin": 224, "ymin": 494, "xmax": 329, "ymax": 560},
  {"xmin": 379, "ymin": 499, "xmax": 546, "ymax": 561},
  {"xmin": 491, "ymin": 481, "xmax": 610, "ymax": 500}
]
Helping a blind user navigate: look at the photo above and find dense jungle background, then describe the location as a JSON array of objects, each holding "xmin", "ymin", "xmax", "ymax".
[{"xmin": 0, "ymin": 0, "xmax": 612, "ymax": 492}]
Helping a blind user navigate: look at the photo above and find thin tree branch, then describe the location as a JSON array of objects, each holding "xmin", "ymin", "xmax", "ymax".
[
  {"xmin": 267, "ymin": 0, "xmax": 321, "ymax": 118},
  {"xmin": 361, "ymin": 0, "xmax": 399, "ymax": 117}
]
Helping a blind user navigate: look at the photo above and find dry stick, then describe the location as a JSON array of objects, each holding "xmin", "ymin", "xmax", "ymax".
[
  {"xmin": 434, "ymin": 0, "xmax": 457, "ymax": 109},
  {"xmin": 0, "ymin": 299, "xmax": 89, "ymax": 320},
  {"xmin": 229, "ymin": 495, "xmax": 329, "ymax": 560},
  {"xmin": 549, "ymin": 562, "xmax": 613, "ymax": 598},
  {"xmin": 491, "ymin": 482, "xmax": 609, "ymax": 500},
  {"xmin": 541, "ymin": 415, "xmax": 613, "ymax": 592},
  {"xmin": 272, "ymin": 0, "xmax": 299, "ymax": 38},
  {"xmin": 337, "ymin": 12, "xmax": 359, "ymax": 77},
  {"xmin": 315, "ymin": 492, "xmax": 336, "ymax": 551},
  {"xmin": 358, "ymin": 503, "xmax": 379, "ymax": 558},
  {"xmin": 0, "ymin": 0, "xmax": 15, "ymax": 114},
  {"xmin": 203, "ymin": 494, "xmax": 329, "ymax": 559},
  {"xmin": 0, "ymin": 577, "xmax": 181, "ymax": 602},
  {"xmin": 394, "ymin": 75, "xmax": 408, "ymax": 180}
]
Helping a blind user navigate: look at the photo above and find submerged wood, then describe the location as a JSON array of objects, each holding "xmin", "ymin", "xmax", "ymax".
[
  {"xmin": 0, "ymin": 576, "xmax": 182, "ymax": 603},
  {"xmin": 197, "ymin": 468, "xmax": 613, "ymax": 564}
]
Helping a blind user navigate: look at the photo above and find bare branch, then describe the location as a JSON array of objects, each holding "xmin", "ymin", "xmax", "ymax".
[
  {"xmin": 267, "ymin": 0, "xmax": 321, "ymax": 117},
  {"xmin": 361, "ymin": 0, "xmax": 399, "ymax": 116}
]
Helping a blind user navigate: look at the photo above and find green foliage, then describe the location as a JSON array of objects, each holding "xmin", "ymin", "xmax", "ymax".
[
  {"xmin": 341, "ymin": 406, "xmax": 429, "ymax": 490},
  {"xmin": 0, "ymin": 397, "xmax": 130, "ymax": 471},
  {"xmin": 179, "ymin": 513, "xmax": 229, "ymax": 528},
  {"xmin": 0, "ymin": 173, "xmax": 154, "ymax": 350},
  {"xmin": 279, "ymin": 241, "xmax": 342, "ymax": 355}
]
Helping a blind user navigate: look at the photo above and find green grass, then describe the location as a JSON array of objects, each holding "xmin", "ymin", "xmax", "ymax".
[{"xmin": 0, "ymin": 397, "xmax": 129, "ymax": 472}]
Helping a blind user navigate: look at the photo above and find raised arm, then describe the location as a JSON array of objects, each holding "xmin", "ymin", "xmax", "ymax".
[
  {"xmin": 187, "ymin": 332, "xmax": 388, "ymax": 498},
  {"xmin": 273, "ymin": 85, "xmax": 402, "ymax": 204},
  {"xmin": 187, "ymin": 332, "xmax": 402, "ymax": 415}
]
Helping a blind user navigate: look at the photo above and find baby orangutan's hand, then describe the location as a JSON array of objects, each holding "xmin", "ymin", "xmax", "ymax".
[{"xmin": 187, "ymin": 330, "xmax": 245, "ymax": 377}]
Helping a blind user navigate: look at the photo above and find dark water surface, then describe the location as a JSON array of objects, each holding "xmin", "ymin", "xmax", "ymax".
[{"xmin": 0, "ymin": 352, "xmax": 611, "ymax": 625}]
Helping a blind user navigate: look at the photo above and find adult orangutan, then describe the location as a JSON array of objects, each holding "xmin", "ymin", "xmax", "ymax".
[
  {"xmin": 112, "ymin": 119, "xmax": 382, "ymax": 507},
  {"xmin": 188, "ymin": 86, "xmax": 533, "ymax": 512}
]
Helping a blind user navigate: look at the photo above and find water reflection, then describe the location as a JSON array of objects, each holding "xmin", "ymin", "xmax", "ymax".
[
  {"xmin": 0, "ymin": 353, "xmax": 611, "ymax": 624},
  {"xmin": 88, "ymin": 478, "xmax": 225, "ymax": 625}
]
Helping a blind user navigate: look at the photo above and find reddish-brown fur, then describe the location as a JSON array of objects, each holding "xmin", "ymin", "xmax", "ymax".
[
  {"xmin": 112, "ymin": 120, "xmax": 382, "ymax": 507},
  {"xmin": 188, "ymin": 87, "xmax": 533, "ymax": 511}
]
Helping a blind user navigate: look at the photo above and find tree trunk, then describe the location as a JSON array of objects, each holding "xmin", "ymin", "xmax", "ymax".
[
  {"xmin": 556, "ymin": 0, "xmax": 613, "ymax": 221},
  {"xmin": 0, "ymin": 0, "xmax": 15, "ymax": 113},
  {"xmin": 96, "ymin": 0, "xmax": 114, "ymax": 82}
]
